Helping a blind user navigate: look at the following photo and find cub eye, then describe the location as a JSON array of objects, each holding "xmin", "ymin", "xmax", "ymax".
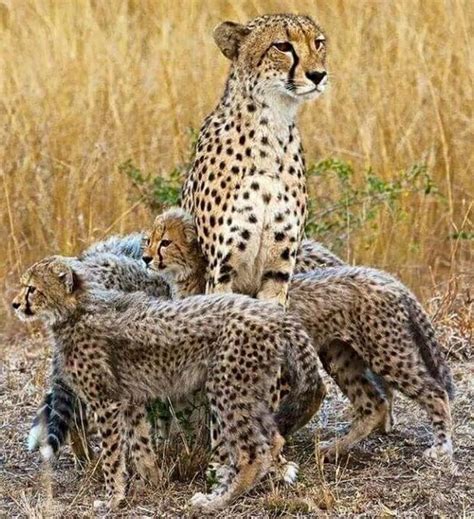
[
  {"xmin": 315, "ymin": 38, "xmax": 326, "ymax": 51},
  {"xmin": 28, "ymin": 286, "xmax": 36, "ymax": 293},
  {"xmin": 273, "ymin": 41, "xmax": 293, "ymax": 53},
  {"xmin": 143, "ymin": 237, "xmax": 150, "ymax": 247},
  {"xmin": 160, "ymin": 240, "xmax": 172, "ymax": 248}
]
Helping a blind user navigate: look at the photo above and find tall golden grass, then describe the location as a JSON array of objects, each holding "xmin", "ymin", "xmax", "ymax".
[{"xmin": 1, "ymin": 0, "xmax": 472, "ymax": 323}]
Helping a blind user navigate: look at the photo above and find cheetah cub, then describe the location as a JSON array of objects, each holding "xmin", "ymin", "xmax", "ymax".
[
  {"xmin": 144, "ymin": 208, "xmax": 455, "ymax": 460},
  {"xmin": 13, "ymin": 256, "xmax": 322, "ymax": 511},
  {"xmin": 181, "ymin": 14, "xmax": 328, "ymax": 305},
  {"xmin": 27, "ymin": 234, "xmax": 171, "ymax": 464}
]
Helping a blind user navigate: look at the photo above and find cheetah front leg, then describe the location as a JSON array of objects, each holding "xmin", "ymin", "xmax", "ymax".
[
  {"xmin": 91, "ymin": 400, "xmax": 128, "ymax": 511},
  {"xmin": 191, "ymin": 377, "xmax": 276, "ymax": 511},
  {"xmin": 205, "ymin": 259, "xmax": 235, "ymax": 295},
  {"xmin": 257, "ymin": 232, "xmax": 299, "ymax": 307},
  {"xmin": 124, "ymin": 405, "xmax": 160, "ymax": 485}
]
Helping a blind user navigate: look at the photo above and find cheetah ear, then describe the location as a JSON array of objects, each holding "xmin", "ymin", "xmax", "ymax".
[
  {"xmin": 52, "ymin": 260, "xmax": 80, "ymax": 294},
  {"xmin": 213, "ymin": 21, "xmax": 251, "ymax": 60},
  {"xmin": 183, "ymin": 223, "xmax": 198, "ymax": 248}
]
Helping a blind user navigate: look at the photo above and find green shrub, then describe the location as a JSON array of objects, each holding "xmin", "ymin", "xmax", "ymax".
[{"xmin": 305, "ymin": 158, "xmax": 440, "ymax": 250}]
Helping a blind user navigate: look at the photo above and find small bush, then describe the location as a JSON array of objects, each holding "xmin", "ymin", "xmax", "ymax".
[{"xmin": 306, "ymin": 158, "xmax": 440, "ymax": 250}]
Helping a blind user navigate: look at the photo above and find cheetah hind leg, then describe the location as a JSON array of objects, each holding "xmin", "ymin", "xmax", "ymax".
[
  {"xmin": 318, "ymin": 342, "xmax": 391, "ymax": 461},
  {"xmin": 366, "ymin": 372, "xmax": 396, "ymax": 434},
  {"xmin": 317, "ymin": 405, "xmax": 389, "ymax": 462}
]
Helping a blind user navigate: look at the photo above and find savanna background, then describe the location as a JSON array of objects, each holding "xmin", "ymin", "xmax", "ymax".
[{"xmin": 0, "ymin": 0, "xmax": 472, "ymax": 517}]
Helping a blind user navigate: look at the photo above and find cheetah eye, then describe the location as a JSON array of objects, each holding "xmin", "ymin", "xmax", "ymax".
[
  {"xmin": 160, "ymin": 240, "xmax": 172, "ymax": 248},
  {"xmin": 143, "ymin": 237, "xmax": 150, "ymax": 247},
  {"xmin": 315, "ymin": 38, "xmax": 325, "ymax": 51},
  {"xmin": 273, "ymin": 41, "xmax": 293, "ymax": 53},
  {"xmin": 28, "ymin": 286, "xmax": 36, "ymax": 293}
]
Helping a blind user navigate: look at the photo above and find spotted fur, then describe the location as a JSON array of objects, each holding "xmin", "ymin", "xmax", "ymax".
[
  {"xmin": 144, "ymin": 207, "xmax": 343, "ymax": 298},
  {"xmin": 181, "ymin": 14, "xmax": 328, "ymax": 306},
  {"xmin": 26, "ymin": 234, "xmax": 171, "ymax": 462},
  {"xmin": 144, "ymin": 209, "xmax": 455, "ymax": 460}
]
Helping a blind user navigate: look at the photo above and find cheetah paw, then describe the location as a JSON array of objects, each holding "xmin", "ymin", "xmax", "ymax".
[
  {"xmin": 93, "ymin": 499, "xmax": 106, "ymax": 510},
  {"xmin": 93, "ymin": 495, "xmax": 125, "ymax": 511},
  {"xmin": 190, "ymin": 492, "xmax": 216, "ymax": 511},
  {"xmin": 190, "ymin": 492, "xmax": 211, "ymax": 508},
  {"xmin": 281, "ymin": 461, "xmax": 299, "ymax": 485},
  {"xmin": 316, "ymin": 441, "xmax": 337, "ymax": 462},
  {"xmin": 423, "ymin": 440, "xmax": 453, "ymax": 460}
]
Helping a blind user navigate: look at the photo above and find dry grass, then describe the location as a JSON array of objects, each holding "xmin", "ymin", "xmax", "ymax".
[
  {"xmin": 1, "ymin": 0, "xmax": 473, "ymax": 326},
  {"xmin": 1, "ymin": 293, "xmax": 472, "ymax": 517}
]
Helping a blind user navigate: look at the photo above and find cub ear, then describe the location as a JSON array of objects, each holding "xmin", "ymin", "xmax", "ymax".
[
  {"xmin": 183, "ymin": 222, "xmax": 198, "ymax": 247},
  {"xmin": 51, "ymin": 260, "xmax": 79, "ymax": 294},
  {"xmin": 213, "ymin": 21, "xmax": 251, "ymax": 60}
]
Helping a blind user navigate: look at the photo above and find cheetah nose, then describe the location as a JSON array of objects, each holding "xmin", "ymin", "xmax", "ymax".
[
  {"xmin": 142, "ymin": 256, "xmax": 152, "ymax": 266},
  {"xmin": 306, "ymin": 70, "xmax": 327, "ymax": 86},
  {"xmin": 12, "ymin": 301, "xmax": 20, "ymax": 310}
]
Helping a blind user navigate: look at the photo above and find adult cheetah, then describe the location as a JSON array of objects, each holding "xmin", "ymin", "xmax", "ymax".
[
  {"xmin": 13, "ymin": 255, "xmax": 323, "ymax": 511},
  {"xmin": 181, "ymin": 14, "xmax": 328, "ymax": 305},
  {"xmin": 144, "ymin": 208, "xmax": 455, "ymax": 460}
]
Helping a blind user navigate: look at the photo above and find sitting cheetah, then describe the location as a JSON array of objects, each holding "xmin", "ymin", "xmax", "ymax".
[
  {"xmin": 181, "ymin": 14, "xmax": 328, "ymax": 305},
  {"xmin": 28, "ymin": 234, "xmax": 171, "ymax": 462},
  {"xmin": 13, "ymin": 256, "xmax": 323, "ymax": 511},
  {"xmin": 144, "ymin": 208, "xmax": 455, "ymax": 460}
]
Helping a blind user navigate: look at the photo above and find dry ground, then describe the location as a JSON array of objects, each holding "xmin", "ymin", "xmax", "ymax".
[{"xmin": 1, "ymin": 294, "xmax": 472, "ymax": 518}]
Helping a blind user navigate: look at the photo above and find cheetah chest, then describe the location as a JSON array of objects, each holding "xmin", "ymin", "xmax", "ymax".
[{"xmin": 200, "ymin": 130, "xmax": 306, "ymax": 292}]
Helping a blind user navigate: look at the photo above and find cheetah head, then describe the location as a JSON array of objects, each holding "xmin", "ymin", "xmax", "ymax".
[
  {"xmin": 12, "ymin": 256, "xmax": 81, "ymax": 323},
  {"xmin": 142, "ymin": 207, "xmax": 200, "ymax": 278},
  {"xmin": 214, "ymin": 14, "xmax": 328, "ymax": 103}
]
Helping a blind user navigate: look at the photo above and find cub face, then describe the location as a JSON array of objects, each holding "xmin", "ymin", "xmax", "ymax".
[
  {"xmin": 214, "ymin": 14, "xmax": 328, "ymax": 101},
  {"xmin": 12, "ymin": 256, "xmax": 79, "ymax": 322},
  {"xmin": 142, "ymin": 208, "xmax": 198, "ymax": 277}
]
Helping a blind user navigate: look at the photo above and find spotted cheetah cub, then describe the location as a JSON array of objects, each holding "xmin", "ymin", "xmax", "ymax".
[
  {"xmin": 27, "ymin": 233, "xmax": 171, "ymax": 463},
  {"xmin": 13, "ymin": 256, "xmax": 322, "ymax": 511},
  {"xmin": 144, "ymin": 208, "xmax": 455, "ymax": 460},
  {"xmin": 181, "ymin": 14, "xmax": 328, "ymax": 305}
]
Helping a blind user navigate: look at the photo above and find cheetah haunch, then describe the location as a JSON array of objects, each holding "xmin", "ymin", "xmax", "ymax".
[
  {"xmin": 182, "ymin": 14, "xmax": 328, "ymax": 305},
  {"xmin": 13, "ymin": 255, "xmax": 323, "ymax": 511}
]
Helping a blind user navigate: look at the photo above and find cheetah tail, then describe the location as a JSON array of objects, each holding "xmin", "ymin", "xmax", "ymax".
[
  {"xmin": 27, "ymin": 391, "xmax": 52, "ymax": 454},
  {"xmin": 275, "ymin": 328, "xmax": 326, "ymax": 436},
  {"xmin": 28, "ymin": 381, "xmax": 89, "ymax": 461},
  {"xmin": 405, "ymin": 296, "xmax": 455, "ymax": 400}
]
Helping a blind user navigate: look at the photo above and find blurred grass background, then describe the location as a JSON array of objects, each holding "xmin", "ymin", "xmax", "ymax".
[{"xmin": 1, "ymin": 0, "xmax": 472, "ymax": 327}]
